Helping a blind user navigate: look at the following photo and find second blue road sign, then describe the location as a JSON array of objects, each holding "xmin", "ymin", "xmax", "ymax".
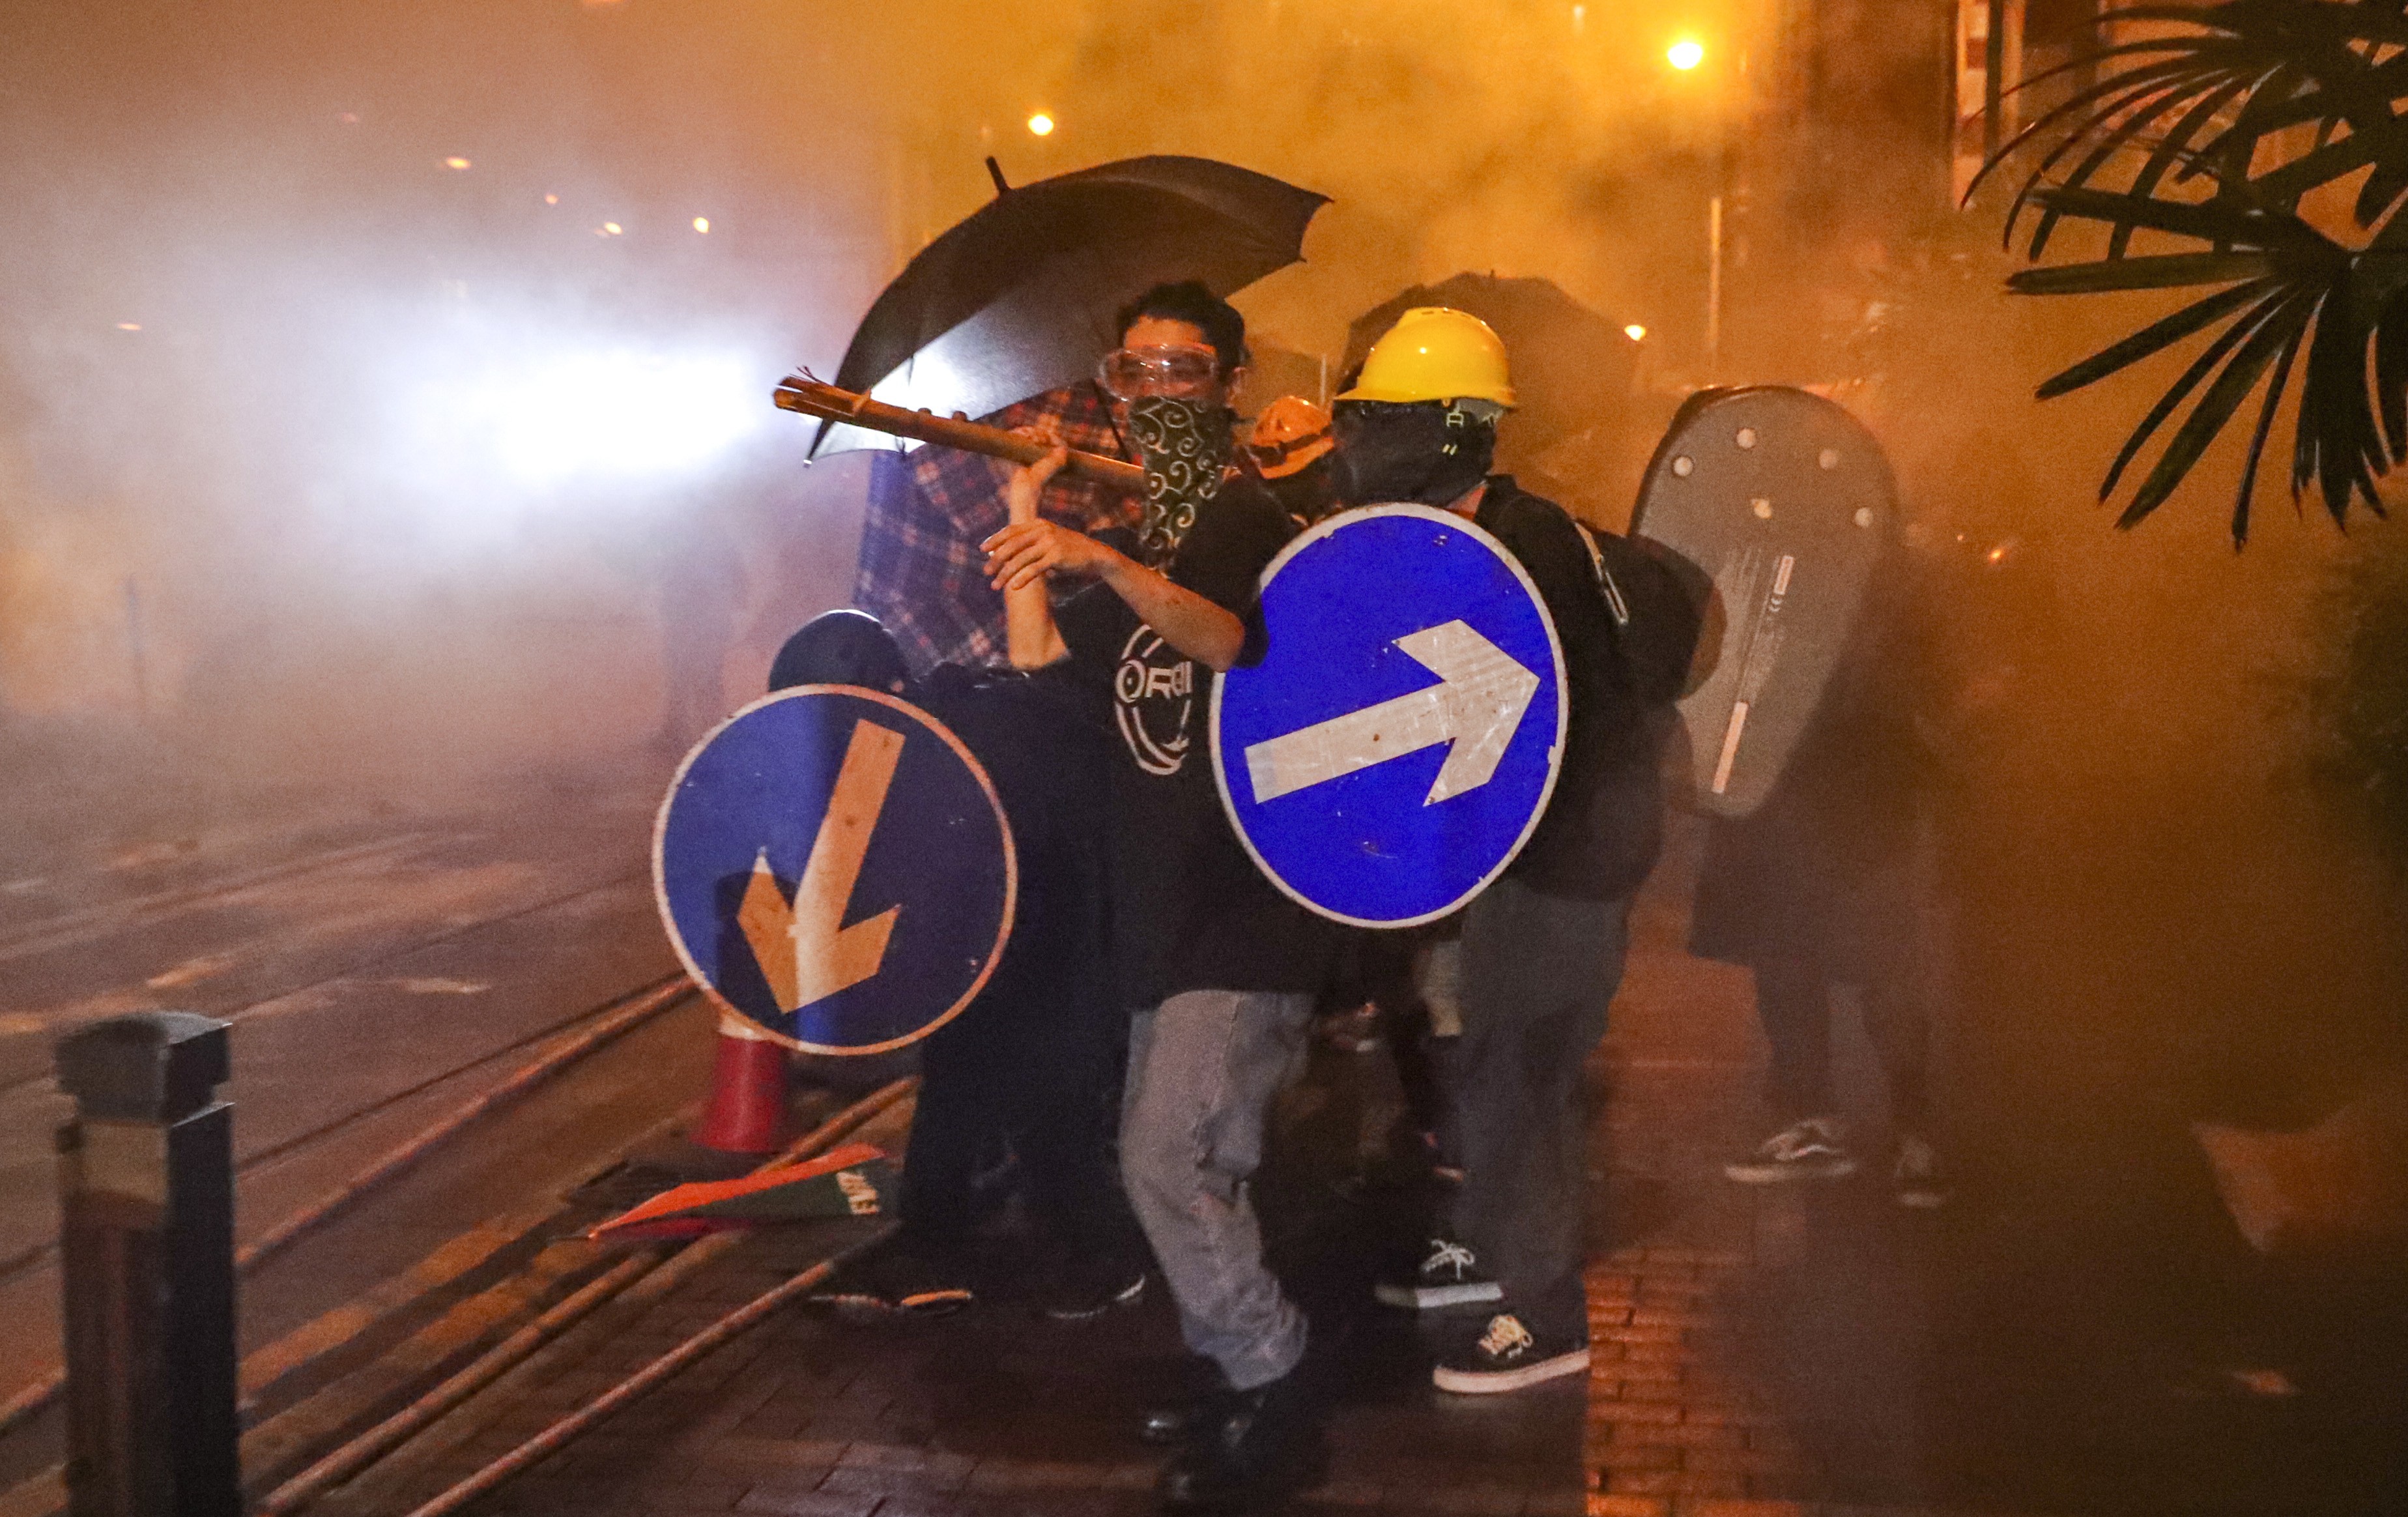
[
  {"xmin": 653, "ymin": 686, "xmax": 1017, "ymax": 1054},
  {"xmin": 1213, "ymin": 504, "xmax": 1566, "ymax": 928}
]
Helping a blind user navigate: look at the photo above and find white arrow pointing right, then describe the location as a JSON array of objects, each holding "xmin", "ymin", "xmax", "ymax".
[{"xmin": 1243, "ymin": 619, "xmax": 1541, "ymax": 806}]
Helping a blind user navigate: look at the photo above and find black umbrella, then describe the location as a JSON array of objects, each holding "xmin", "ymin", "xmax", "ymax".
[
  {"xmin": 812, "ymin": 155, "xmax": 1327, "ymax": 454},
  {"xmin": 1340, "ymin": 273, "xmax": 1636, "ymax": 454}
]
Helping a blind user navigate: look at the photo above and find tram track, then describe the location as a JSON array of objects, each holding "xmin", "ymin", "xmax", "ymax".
[
  {"xmin": 0, "ymin": 862, "xmax": 668, "ymax": 1284},
  {"xmin": 0, "ymin": 855, "xmax": 650, "ymax": 1096},
  {"xmin": 0, "ymin": 830, "xmax": 446, "ymax": 965},
  {"xmin": 0, "ymin": 971, "xmax": 700, "ymax": 1438},
  {"xmin": 0, "ymin": 1078, "xmax": 914, "ymax": 1517}
]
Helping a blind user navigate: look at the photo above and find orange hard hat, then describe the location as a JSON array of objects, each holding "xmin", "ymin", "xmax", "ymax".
[{"xmin": 1248, "ymin": 395, "xmax": 1335, "ymax": 479}]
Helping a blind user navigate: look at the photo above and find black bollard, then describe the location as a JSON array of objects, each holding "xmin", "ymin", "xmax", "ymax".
[{"xmin": 54, "ymin": 1012, "xmax": 238, "ymax": 1517}]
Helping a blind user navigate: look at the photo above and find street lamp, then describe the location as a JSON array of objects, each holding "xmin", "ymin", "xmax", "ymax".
[
  {"xmin": 1026, "ymin": 113, "xmax": 1055, "ymax": 137},
  {"xmin": 1667, "ymin": 38, "xmax": 1705, "ymax": 70}
]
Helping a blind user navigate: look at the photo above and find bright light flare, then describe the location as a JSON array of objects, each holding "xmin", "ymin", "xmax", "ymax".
[
  {"xmin": 1027, "ymin": 112, "xmax": 1055, "ymax": 136},
  {"xmin": 115, "ymin": 322, "xmax": 141, "ymax": 332},
  {"xmin": 444, "ymin": 156, "xmax": 472, "ymax": 170},
  {"xmin": 1624, "ymin": 324, "xmax": 1647, "ymax": 341},
  {"xmin": 1667, "ymin": 38, "xmax": 1706, "ymax": 70},
  {"xmin": 413, "ymin": 349, "xmax": 765, "ymax": 487},
  {"xmin": 692, "ymin": 216, "xmax": 710, "ymax": 233},
  {"xmin": 599, "ymin": 222, "xmax": 623, "ymax": 237}
]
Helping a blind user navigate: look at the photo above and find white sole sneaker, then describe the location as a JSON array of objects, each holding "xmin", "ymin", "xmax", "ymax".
[
  {"xmin": 1374, "ymin": 1279, "xmax": 1504, "ymax": 1310},
  {"xmin": 1433, "ymin": 1346, "xmax": 1591, "ymax": 1394},
  {"xmin": 1723, "ymin": 1155, "xmax": 1858, "ymax": 1184}
]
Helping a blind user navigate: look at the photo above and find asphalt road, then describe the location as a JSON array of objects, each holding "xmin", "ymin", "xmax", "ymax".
[{"xmin": 0, "ymin": 757, "xmax": 718, "ymax": 1452}]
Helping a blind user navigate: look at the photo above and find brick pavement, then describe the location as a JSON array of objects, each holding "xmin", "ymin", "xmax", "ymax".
[
  {"xmin": 1577, "ymin": 823, "xmax": 1957, "ymax": 1517},
  {"xmin": 326, "ymin": 818, "xmax": 2051, "ymax": 1517}
]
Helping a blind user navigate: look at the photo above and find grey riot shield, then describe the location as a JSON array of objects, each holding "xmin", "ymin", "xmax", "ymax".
[{"xmin": 1629, "ymin": 387, "xmax": 1897, "ymax": 817}]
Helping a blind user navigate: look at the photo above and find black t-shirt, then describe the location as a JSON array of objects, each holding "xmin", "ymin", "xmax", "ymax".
[
  {"xmin": 1055, "ymin": 478, "xmax": 1339, "ymax": 1009},
  {"xmin": 1473, "ymin": 478, "xmax": 1650, "ymax": 901},
  {"xmin": 908, "ymin": 662, "xmax": 1113, "ymax": 1022}
]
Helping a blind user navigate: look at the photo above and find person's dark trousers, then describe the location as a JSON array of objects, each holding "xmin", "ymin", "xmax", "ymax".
[
  {"xmin": 1750, "ymin": 954, "xmax": 1930, "ymax": 1129},
  {"xmin": 1448, "ymin": 875, "xmax": 1629, "ymax": 1346},
  {"xmin": 900, "ymin": 967, "xmax": 1142, "ymax": 1264}
]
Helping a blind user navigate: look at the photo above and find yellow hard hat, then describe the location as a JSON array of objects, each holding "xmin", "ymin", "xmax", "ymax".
[
  {"xmin": 1336, "ymin": 307, "xmax": 1516, "ymax": 409},
  {"xmin": 1247, "ymin": 396, "xmax": 1335, "ymax": 478}
]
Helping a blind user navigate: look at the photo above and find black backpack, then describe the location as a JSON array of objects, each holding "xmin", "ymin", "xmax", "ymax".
[{"xmin": 1571, "ymin": 522, "xmax": 1703, "ymax": 708}]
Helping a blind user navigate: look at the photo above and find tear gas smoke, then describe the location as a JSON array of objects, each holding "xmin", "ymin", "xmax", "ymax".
[{"xmin": 0, "ymin": 0, "xmax": 2399, "ymax": 1173}]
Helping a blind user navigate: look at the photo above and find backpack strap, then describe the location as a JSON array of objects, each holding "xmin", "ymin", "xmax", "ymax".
[{"xmin": 1573, "ymin": 521, "xmax": 1632, "ymax": 628}]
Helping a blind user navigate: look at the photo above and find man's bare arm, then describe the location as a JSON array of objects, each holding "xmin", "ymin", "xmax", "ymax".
[
  {"xmin": 981, "ymin": 454, "xmax": 1246, "ymax": 672},
  {"xmin": 997, "ymin": 443, "xmax": 1070, "ymax": 669}
]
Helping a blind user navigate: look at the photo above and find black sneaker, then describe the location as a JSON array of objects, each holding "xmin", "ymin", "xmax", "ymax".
[
  {"xmin": 1375, "ymin": 1235, "xmax": 1502, "ymax": 1310},
  {"xmin": 1039, "ymin": 1253, "xmax": 1147, "ymax": 1322},
  {"xmin": 1892, "ymin": 1133, "xmax": 1950, "ymax": 1209},
  {"xmin": 1723, "ymin": 1117, "xmax": 1859, "ymax": 1183},
  {"xmin": 1432, "ymin": 1313, "xmax": 1590, "ymax": 1394},
  {"xmin": 1156, "ymin": 1365, "xmax": 1323, "ymax": 1510}
]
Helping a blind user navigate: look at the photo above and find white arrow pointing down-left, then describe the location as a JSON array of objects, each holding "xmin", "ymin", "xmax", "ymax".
[{"xmin": 1244, "ymin": 620, "xmax": 1541, "ymax": 806}]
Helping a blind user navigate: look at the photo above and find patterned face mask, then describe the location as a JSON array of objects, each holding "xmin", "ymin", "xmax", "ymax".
[{"xmin": 1125, "ymin": 396, "xmax": 1231, "ymax": 563}]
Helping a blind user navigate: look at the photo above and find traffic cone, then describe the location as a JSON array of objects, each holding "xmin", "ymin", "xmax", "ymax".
[{"xmin": 692, "ymin": 1011, "xmax": 790, "ymax": 1155}]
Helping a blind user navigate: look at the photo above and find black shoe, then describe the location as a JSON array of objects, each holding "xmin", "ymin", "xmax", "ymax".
[
  {"xmin": 1040, "ymin": 1253, "xmax": 1147, "ymax": 1323},
  {"xmin": 1431, "ymin": 1312, "xmax": 1590, "ymax": 1394},
  {"xmin": 1140, "ymin": 1391, "xmax": 1218, "ymax": 1447},
  {"xmin": 1722, "ymin": 1117, "xmax": 1859, "ymax": 1183},
  {"xmin": 1892, "ymin": 1133, "xmax": 1950, "ymax": 1209},
  {"xmin": 1374, "ymin": 1235, "xmax": 1502, "ymax": 1310},
  {"xmin": 1156, "ymin": 1366, "xmax": 1322, "ymax": 1510}
]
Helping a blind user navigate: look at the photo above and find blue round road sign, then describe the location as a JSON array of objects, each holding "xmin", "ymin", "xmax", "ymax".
[
  {"xmin": 653, "ymin": 686, "xmax": 1017, "ymax": 1054},
  {"xmin": 1212, "ymin": 504, "xmax": 1566, "ymax": 928}
]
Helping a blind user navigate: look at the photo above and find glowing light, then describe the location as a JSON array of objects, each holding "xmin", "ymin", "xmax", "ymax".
[
  {"xmin": 115, "ymin": 322, "xmax": 141, "ymax": 332},
  {"xmin": 444, "ymin": 156, "xmax": 472, "ymax": 170},
  {"xmin": 692, "ymin": 216, "xmax": 710, "ymax": 233},
  {"xmin": 544, "ymin": 193, "xmax": 559, "ymax": 205},
  {"xmin": 1667, "ymin": 38, "xmax": 1705, "ymax": 70},
  {"xmin": 412, "ymin": 348, "xmax": 765, "ymax": 485},
  {"xmin": 1026, "ymin": 112, "xmax": 1055, "ymax": 136},
  {"xmin": 599, "ymin": 222, "xmax": 623, "ymax": 236},
  {"xmin": 1624, "ymin": 324, "xmax": 1647, "ymax": 341}
]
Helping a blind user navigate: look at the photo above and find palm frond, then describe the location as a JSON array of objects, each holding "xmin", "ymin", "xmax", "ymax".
[
  {"xmin": 1979, "ymin": 0, "xmax": 2408, "ymax": 535},
  {"xmin": 2035, "ymin": 277, "xmax": 2278, "ymax": 396},
  {"xmin": 2120, "ymin": 287, "xmax": 2315, "ymax": 528},
  {"xmin": 2100, "ymin": 285, "xmax": 2297, "ymax": 505}
]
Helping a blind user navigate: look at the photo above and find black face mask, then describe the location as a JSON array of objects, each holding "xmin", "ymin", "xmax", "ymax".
[
  {"xmin": 1331, "ymin": 401, "xmax": 1496, "ymax": 508},
  {"xmin": 1125, "ymin": 396, "xmax": 1231, "ymax": 563}
]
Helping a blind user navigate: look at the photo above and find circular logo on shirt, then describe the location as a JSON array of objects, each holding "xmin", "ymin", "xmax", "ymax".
[{"xmin": 1113, "ymin": 624, "xmax": 1199, "ymax": 777}]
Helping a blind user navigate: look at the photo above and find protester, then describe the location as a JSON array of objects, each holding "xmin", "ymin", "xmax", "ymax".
[
  {"xmin": 1246, "ymin": 394, "xmax": 1338, "ymax": 524},
  {"xmin": 1702, "ymin": 532, "xmax": 1953, "ymax": 1206},
  {"xmin": 769, "ymin": 610, "xmax": 1149, "ymax": 1319},
  {"xmin": 1331, "ymin": 307, "xmax": 1678, "ymax": 1394},
  {"xmin": 983, "ymin": 281, "xmax": 1339, "ymax": 1512}
]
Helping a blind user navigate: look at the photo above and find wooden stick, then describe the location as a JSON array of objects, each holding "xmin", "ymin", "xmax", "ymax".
[{"xmin": 773, "ymin": 376, "xmax": 1145, "ymax": 492}]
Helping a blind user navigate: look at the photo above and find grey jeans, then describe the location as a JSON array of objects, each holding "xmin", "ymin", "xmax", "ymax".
[
  {"xmin": 1121, "ymin": 989, "xmax": 1315, "ymax": 1391},
  {"xmin": 1435, "ymin": 875, "xmax": 1629, "ymax": 1345}
]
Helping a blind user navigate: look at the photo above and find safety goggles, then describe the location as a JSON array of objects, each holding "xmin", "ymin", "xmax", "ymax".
[{"xmin": 1096, "ymin": 343, "xmax": 1222, "ymax": 401}]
